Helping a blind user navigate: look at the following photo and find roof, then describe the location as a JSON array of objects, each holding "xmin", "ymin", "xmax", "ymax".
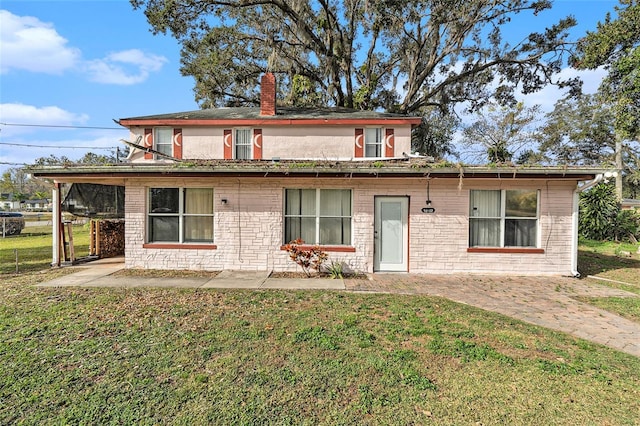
[
  {"xmin": 118, "ymin": 107, "xmax": 423, "ymax": 127},
  {"xmin": 28, "ymin": 159, "xmax": 610, "ymax": 186}
]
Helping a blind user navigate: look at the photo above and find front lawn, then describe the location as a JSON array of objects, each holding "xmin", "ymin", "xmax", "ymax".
[
  {"xmin": 0, "ymin": 225, "xmax": 89, "ymax": 274},
  {"xmin": 1, "ymin": 271, "xmax": 639, "ymax": 425},
  {"xmin": 578, "ymin": 239, "xmax": 640, "ymax": 322}
]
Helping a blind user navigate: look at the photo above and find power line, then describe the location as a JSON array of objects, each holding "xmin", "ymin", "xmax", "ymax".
[
  {"xmin": 1, "ymin": 142, "xmax": 117, "ymax": 149},
  {"xmin": 0, "ymin": 122, "xmax": 123, "ymax": 130},
  {"xmin": 0, "ymin": 161, "xmax": 29, "ymax": 166}
]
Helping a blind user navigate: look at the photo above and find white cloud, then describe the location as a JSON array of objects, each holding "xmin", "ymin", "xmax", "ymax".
[
  {"xmin": 0, "ymin": 10, "xmax": 168, "ymax": 84},
  {"xmin": 515, "ymin": 66, "xmax": 607, "ymax": 112},
  {"xmin": 84, "ymin": 49, "xmax": 168, "ymax": 85},
  {"xmin": 0, "ymin": 103, "xmax": 89, "ymax": 136},
  {"xmin": 0, "ymin": 10, "xmax": 80, "ymax": 74}
]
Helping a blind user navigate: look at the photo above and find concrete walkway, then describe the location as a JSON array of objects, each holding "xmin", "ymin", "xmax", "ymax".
[
  {"xmin": 37, "ymin": 259, "xmax": 345, "ymax": 291},
  {"xmin": 36, "ymin": 259, "xmax": 640, "ymax": 357}
]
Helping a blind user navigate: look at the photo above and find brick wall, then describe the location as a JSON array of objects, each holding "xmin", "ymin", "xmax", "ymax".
[{"xmin": 124, "ymin": 176, "xmax": 578, "ymax": 275}]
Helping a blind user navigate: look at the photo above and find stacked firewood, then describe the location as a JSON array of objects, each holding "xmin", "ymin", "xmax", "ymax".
[{"xmin": 91, "ymin": 219, "xmax": 125, "ymax": 258}]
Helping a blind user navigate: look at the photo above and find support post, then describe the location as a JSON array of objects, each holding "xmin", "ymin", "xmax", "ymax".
[
  {"xmin": 67, "ymin": 222, "xmax": 75, "ymax": 263},
  {"xmin": 61, "ymin": 221, "xmax": 68, "ymax": 262},
  {"xmin": 52, "ymin": 182, "xmax": 61, "ymax": 267}
]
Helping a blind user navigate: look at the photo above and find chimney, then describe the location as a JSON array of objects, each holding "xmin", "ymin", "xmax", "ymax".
[{"xmin": 260, "ymin": 73, "xmax": 277, "ymax": 116}]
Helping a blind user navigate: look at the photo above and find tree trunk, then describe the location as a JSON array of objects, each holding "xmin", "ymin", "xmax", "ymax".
[{"xmin": 615, "ymin": 137, "xmax": 623, "ymax": 200}]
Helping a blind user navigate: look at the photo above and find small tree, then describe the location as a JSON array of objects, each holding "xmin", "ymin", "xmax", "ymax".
[
  {"xmin": 460, "ymin": 102, "xmax": 541, "ymax": 164},
  {"xmin": 282, "ymin": 239, "xmax": 328, "ymax": 277}
]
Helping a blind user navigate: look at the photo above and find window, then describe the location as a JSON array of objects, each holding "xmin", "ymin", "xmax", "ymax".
[
  {"xmin": 365, "ymin": 128, "xmax": 382, "ymax": 157},
  {"xmin": 235, "ymin": 129, "xmax": 252, "ymax": 159},
  {"xmin": 155, "ymin": 128, "xmax": 173, "ymax": 157},
  {"xmin": 284, "ymin": 189, "xmax": 352, "ymax": 245},
  {"xmin": 469, "ymin": 189, "xmax": 538, "ymax": 248},
  {"xmin": 148, "ymin": 188, "xmax": 214, "ymax": 243}
]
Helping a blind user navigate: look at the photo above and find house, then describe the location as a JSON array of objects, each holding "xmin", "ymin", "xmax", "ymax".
[
  {"xmin": 22, "ymin": 199, "xmax": 51, "ymax": 211},
  {"xmin": 621, "ymin": 199, "xmax": 640, "ymax": 210},
  {"xmin": 0, "ymin": 193, "xmax": 21, "ymax": 211},
  {"xmin": 31, "ymin": 73, "xmax": 608, "ymax": 276}
]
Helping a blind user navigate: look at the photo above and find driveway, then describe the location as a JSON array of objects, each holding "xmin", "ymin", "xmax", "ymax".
[{"xmin": 347, "ymin": 274, "xmax": 640, "ymax": 357}]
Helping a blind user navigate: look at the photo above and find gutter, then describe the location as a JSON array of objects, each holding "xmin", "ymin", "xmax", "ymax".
[{"xmin": 570, "ymin": 172, "xmax": 615, "ymax": 277}]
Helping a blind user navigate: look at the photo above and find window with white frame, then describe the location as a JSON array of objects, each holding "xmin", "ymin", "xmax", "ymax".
[
  {"xmin": 365, "ymin": 128, "xmax": 383, "ymax": 157},
  {"xmin": 155, "ymin": 128, "xmax": 173, "ymax": 157},
  {"xmin": 235, "ymin": 128, "xmax": 252, "ymax": 159},
  {"xmin": 148, "ymin": 188, "xmax": 214, "ymax": 243},
  {"xmin": 469, "ymin": 189, "xmax": 539, "ymax": 248},
  {"xmin": 284, "ymin": 189, "xmax": 352, "ymax": 245}
]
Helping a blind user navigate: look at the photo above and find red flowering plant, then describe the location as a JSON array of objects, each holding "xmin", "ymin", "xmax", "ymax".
[{"xmin": 282, "ymin": 239, "xmax": 328, "ymax": 277}]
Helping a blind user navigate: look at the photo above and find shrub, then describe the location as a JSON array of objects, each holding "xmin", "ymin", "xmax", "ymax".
[
  {"xmin": 326, "ymin": 261, "xmax": 344, "ymax": 279},
  {"xmin": 579, "ymin": 182, "xmax": 619, "ymax": 241},
  {"xmin": 579, "ymin": 182, "xmax": 640, "ymax": 243},
  {"xmin": 614, "ymin": 209, "xmax": 640, "ymax": 243},
  {"xmin": 282, "ymin": 239, "xmax": 328, "ymax": 277}
]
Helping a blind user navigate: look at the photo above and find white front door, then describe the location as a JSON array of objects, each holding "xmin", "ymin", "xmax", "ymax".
[{"xmin": 374, "ymin": 196, "xmax": 409, "ymax": 272}]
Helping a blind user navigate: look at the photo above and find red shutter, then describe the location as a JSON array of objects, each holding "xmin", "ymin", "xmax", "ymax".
[
  {"xmin": 144, "ymin": 128, "xmax": 153, "ymax": 159},
  {"xmin": 385, "ymin": 128, "xmax": 395, "ymax": 158},
  {"xmin": 173, "ymin": 128, "xmax": 182, "ymax": 159},
  {"xmin": 354, "ymin": 128, "xmax": 364, "ymax": 158},
  {"xmin": 223, "ymin": 129, "xmax": 233, "ymax": 159},
  {"xmin": 253, "ymin": 128, "xmax": 262, "ymax": 160}
]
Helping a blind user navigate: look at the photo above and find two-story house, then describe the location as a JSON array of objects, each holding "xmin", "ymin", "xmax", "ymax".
[{"xmin": 32, "ymin": 74, "xmax": 608, "ymax": 276}]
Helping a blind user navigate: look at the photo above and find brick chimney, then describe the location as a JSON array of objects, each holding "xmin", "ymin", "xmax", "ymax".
[{"xmin": 260, "ymin": 73, "xmax": 277, "ymax": 116}]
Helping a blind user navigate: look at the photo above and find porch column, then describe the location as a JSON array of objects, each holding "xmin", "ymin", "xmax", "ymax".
[{"xmin": 52, "ymin": 182, "xmax": 61, "ymax": 267}]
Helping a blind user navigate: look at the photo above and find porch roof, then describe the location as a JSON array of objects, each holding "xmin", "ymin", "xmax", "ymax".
[{"xmin": 28, "ymin": 159, "xmax": 610, "ymax": 185}]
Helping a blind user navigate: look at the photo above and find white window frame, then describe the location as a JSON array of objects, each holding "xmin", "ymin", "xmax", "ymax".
[
  {"xmin": 284, "ymin": 188, "xmax": 353, "ymax": 245},
  {"xmin": 235, "ymin": 128, "xmax": 252, "ymax": 160},
  {"xmin": 154, "ymin": 127, "xmax": 173, "ymax": 159},
  {"xmin": 147, "ymin": 187, "xmax": 215, "ymax": 244},
  {"xmin": 365, "ymin": 127, "xmax": 383, "ymax": 158},
  {"xmin": 469, "ymin": 189, "xmax": 540, "ymax": 248}
]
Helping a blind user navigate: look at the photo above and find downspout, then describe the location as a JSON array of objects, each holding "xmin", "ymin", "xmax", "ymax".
[{"xmin": 571, "ymin": 173, "xmax": 608, "ymax": 277}]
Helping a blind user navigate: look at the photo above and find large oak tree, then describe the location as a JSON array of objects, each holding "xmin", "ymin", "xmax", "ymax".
[{"xmin": 131, "ymin": 0, "xmax": 579, "ymax": 114}]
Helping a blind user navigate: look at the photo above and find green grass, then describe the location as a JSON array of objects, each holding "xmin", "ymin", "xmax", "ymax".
[
  {"xmin": 0, "ymin": 225, "xmax": 90, "ymax": 273},
  {"xmin": 1, "ymin": 272, "xmax": 639, "ymax": 425},
  {"xmin": 579, "ymin": 296, "xmax": 640, "ymax": 323},
  {"xmin": 578, "ymin": 238, "xmax": 640, "ymax": 323},
  {"xmin": 577, "ymin": 239, "xmax": 640, "ymax": 289},
  {"xmin": 1, "ymin": 235, "xmax": 639, "ymax": 423}
]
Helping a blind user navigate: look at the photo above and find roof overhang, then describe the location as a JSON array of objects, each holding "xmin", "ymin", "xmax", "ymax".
[
  {"xmin": 116, "ymin": 106, "xmax": 423, "ymax": 128},
  {"xmin": 28, "ymin": 161, "xmax": 610, "ymax": 185},
  {"xmin": 118, "ymin": 118, "xmax": 423, "ymax": 127}
]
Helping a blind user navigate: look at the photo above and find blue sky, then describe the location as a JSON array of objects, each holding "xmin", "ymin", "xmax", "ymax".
[{"xmin": 0, "ymin": 0, "xmax": 619, "ymax": 173}]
